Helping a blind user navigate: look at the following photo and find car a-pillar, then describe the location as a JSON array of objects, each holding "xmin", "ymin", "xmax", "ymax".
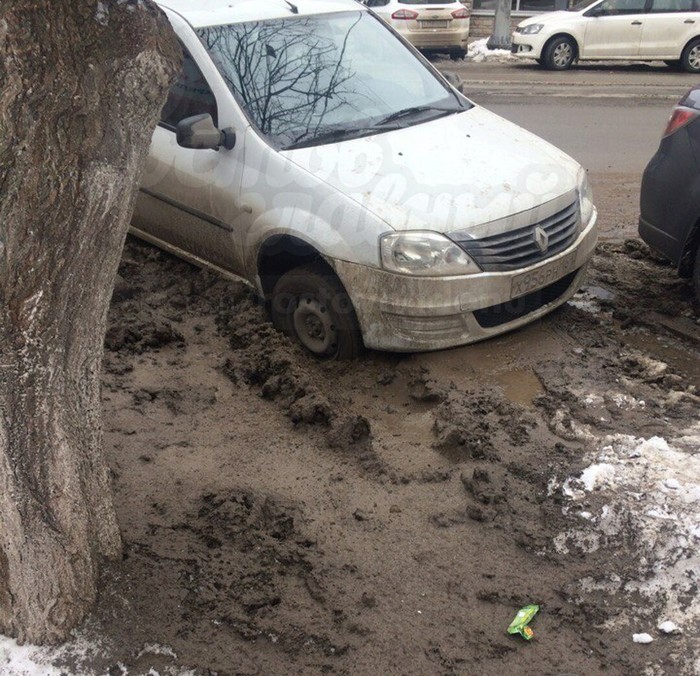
[{"xmin": 257, "ymin": 234, "xmax": 363, "ymax": 359}]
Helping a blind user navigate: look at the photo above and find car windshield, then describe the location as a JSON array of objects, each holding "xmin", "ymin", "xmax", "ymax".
[
  {"xmin": 568, "ymin": 0, "xmax": 600, "ymax": 9},
  {"xmin": 196, "ymin": 10, "xmax": 468, "ymax": 150}
]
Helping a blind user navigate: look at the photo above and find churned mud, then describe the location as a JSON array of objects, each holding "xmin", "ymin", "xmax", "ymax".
[{"xmin": 32, "ymin": 236, "xmax": 699, "ymax": 676}]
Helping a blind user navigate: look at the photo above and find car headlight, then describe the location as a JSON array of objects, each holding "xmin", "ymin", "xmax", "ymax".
[
  {"xmin": 577, "ymin": 168, "xmax": 594, "ymax": 227},
  {"xmin": 380, "ymin": 231, "xmax": 479, "ymax": 276},
  {"xmin": 520, "ymin": 23, "xmax": 544, "ymax": 34}
]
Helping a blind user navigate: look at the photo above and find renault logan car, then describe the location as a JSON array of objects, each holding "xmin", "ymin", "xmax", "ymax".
[
  {"xmin": 512, "ymin": 0, "xmax": 700, "ymax": 72},
  {"xmin": 135, "ymin": 0, "xmax": 598, "ymax": 358},
  {"xmin": 362, "ymin": 0, "xmax": 470, "ymax": 59},
  {"xmin": 640, "ymin": 85, "xmax": 700, "ymax": 299}
]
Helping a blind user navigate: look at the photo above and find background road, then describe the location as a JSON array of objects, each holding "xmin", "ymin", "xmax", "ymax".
[{"xmin": 437, "ymin": 60, "xmax": 699, "ymax": 238}]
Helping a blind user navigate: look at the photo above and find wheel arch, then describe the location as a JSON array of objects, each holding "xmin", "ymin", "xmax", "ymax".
[
  {"xmin": 256, "ymin": 234, "xmax": 337, "ymax": 298},
  {"xmin": 681, "ymin": 35, "xmax": 700, "ymax": 69},
  {"xmin": 542, "ymin": 32, "xmax": 580, "ymax": 60},
  {"xmin": 679, "ymin": 217, "xmax": 700, "ymax": 278}
]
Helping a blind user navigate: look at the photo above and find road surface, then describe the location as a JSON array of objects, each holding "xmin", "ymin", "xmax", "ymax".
[{"xmin": 436, "ymin": 60, "xmax": 697, "ymax": 238}]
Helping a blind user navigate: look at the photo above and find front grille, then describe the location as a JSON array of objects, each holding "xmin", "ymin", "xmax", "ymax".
[
  {"xmin": 473, "ymin": 269, "xmax": 579, "ymax": 329},
  {"xmin": 451, "ymin": 200, "xmax": 580, "ymax": 272}
]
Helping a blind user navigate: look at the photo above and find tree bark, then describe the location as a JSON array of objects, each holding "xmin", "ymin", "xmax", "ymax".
[
  {"xmin": 0, "ymin": 0, "xmax": 179, "ymax": 644},
  {"xmin": 487, "ymin": 0, "xmax": 513, "ymax": 50}
]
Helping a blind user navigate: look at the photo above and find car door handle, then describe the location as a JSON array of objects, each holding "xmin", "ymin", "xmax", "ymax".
[
  {"xmin": 684, "ymin": 18, "xmax": 695, "ymax": 23},
  {"xmin": 631, "ymin": 20, "xmax": 642, "ymax": 24}
]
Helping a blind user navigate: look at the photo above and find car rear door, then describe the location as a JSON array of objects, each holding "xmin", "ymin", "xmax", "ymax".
[
  {"xmin": 639, "ymin": 0, "xmax": 698, "ymax": 58},
  {"xmin": 581, "ymin": 0, "xmax": 648, "ymax": 57}
]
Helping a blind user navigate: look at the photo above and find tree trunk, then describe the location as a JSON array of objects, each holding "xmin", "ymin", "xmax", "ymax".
[
  {"xmin": 487, "ymin": 0, "xmax": 513, "ymax": 50},
  {"xmin": 0, "ymin": 0, "xmax": 179, "ymax": 644}
]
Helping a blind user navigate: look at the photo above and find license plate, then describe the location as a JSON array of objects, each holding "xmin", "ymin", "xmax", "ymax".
[
  {"xmin": 419, "ymin": 20, "xmax": 449, "ymax": 29},
  {"xmin": 510, "ymin": 252, "xmax": 577, "ymax": 299}
]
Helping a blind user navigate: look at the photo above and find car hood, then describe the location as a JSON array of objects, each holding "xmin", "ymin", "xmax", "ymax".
[
  {"xmin": 282, "ymin": 106, "xmax": 581, "ymax": 233},
  {"xmin": 518, "ymin": 10, "xmax": 579, "ymax": 27}
]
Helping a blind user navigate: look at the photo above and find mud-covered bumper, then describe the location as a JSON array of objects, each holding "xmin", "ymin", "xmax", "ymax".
[
  {"xmin": 333, "ymin": 211, "xmax": 598, "ymax": 352},
  {"xmin": 394, "ymin": 25, "xmax": 470, "ymax": 52}
]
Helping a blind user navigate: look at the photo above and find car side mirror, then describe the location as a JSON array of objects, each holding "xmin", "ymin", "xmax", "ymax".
[
  {"xmin": 584, "ymin": 6, "xmax": 603, "ymax": 16},
  {"xmin": 176, "ymin": 114, "xmax": 236, "ymax": 151},
  {"xmin": 442, "ymin": 71, "xmax": 466, "ymax": 94}
]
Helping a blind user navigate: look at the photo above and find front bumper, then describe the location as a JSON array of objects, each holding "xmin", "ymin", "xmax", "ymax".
[
  {"xmin": 332, "ymin": 210, "xmax": 598, "ymax": 352},
  {"xmin": 511, "ymin": 33, "xmax": 548, "ymax": 60}
]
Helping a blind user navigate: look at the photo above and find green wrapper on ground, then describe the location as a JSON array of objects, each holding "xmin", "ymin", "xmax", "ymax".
[{"xmin": 507, "ymin": 604, "xmax": 540, "ymax": 640}]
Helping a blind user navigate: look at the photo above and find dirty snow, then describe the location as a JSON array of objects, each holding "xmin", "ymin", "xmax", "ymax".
[
  {"xmin": 0, "ymin": 636, "xmax": 62, "ymax": 676},
  {"xmin": 0, "ymin": 634, "xmax": 191, "ymax": 676},
  {"xmin": 467, "ymin": 38, "xmax": 516, "ymax": 63},
  {"xmin": 554, "ymin": 430, "xmax": 700, "ymax": 638}
]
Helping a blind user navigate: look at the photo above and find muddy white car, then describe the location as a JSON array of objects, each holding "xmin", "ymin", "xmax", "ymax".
[{"xmin": 134, "ymin": 0, "xmax": 598, "ymax": 358}]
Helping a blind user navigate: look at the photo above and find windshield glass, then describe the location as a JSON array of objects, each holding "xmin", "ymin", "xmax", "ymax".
[
  {"xmin": 197, "ymin": 11, "xmax": 468, "ymax": 149},
  {"xmin": 568, "ymin": 0, "xmax": 600, "ymax": 10}
]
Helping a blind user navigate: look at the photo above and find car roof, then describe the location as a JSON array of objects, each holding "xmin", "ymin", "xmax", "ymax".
[{"xmin": 157, "ymin": 0, "xmax": 362, "ymax": 28}]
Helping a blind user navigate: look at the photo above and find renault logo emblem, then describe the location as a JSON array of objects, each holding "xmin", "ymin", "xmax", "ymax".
[{"xmin": 534, "ymin": 226, "xmax": 549, "ymax": 253}]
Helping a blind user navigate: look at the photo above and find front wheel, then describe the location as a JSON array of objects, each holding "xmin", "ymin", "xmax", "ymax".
[
  {"xmin": 270, "ymin": 264, "xmax": 363, "ymax": 360},
  {"xmin": 542, "ymin": 37, "xmax": 576, "ymax": 70},
  {"xmin": 681, "ymin": 38, "xmax": 700, "ymax": 73},
  {"xmin": 693, "ymin": 246, "xmax": 700, "ymax": 302}
]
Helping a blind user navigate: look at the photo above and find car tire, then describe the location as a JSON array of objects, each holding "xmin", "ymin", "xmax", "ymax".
[
  {"xmin": 693, "ymin": 245, "xmax": 700, "ymax": 302},
  {"xmin": 681, "ymin": 38, "xmax": 700, "ymax": 73},
  {"xmin": 271, "ymin": 264, "xmax": 363, "ymax": 360},
  {"xmin": 542, "ymin": 36, "xmax": 576, "ymax": 70}
]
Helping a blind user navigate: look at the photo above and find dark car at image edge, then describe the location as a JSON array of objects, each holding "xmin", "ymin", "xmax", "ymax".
[{"xmin": 640, "ymin": 85, "xmax": 700, "ymax": 300}]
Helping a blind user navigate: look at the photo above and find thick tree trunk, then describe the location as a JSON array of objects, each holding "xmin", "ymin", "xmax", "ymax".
[{"xmin": 0, "ymin": 1, "xmax": 179, "ymax": 644}]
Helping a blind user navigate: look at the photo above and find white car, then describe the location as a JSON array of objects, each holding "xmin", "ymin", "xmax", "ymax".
[
  {"xmin": 363, "ymin": 0, "xmax": 470, "ymax": 59},
  {"xmin": 512, "ymin": 0, "xmax": 700, "ymax": 72},
  {"xmin": 136, "ymin": 0, "xmax": 597, "ymax": 358}
]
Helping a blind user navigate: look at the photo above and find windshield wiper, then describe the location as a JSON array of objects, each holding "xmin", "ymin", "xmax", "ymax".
[
  {"xmin": 376, "ymin": 105, "xmax": 458, "ymax": 127},
  {"xmin": 283, "ymin": 125, "xmax": 392, "ymax": 150}
]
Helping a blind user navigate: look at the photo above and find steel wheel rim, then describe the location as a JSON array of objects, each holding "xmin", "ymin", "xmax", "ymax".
[
  {"xmin": 293, "ymin": 296, "xmax": 337, "ymax": 356},
  {"xmin": 689, "ymin": 45, "xmax": 700, "ymax": 70},
  {"xmin": 553, "ymin": 42, "xmax": 572, "ymax": 68}
]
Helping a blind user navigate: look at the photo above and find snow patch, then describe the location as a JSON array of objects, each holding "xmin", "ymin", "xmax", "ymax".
[
  {"xmin": 466, "ymin": 38, "xmax": 516, "ymax": 63},
  {"xmin": 0, "ymin": 633, "xmax": 192, "ymax": 675},
  {"xmin": 633, "ymin": 633, "xmax": 654, "ymax": 644}
]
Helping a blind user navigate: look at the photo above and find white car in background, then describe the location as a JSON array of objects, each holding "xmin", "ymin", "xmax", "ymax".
[
  {"xmin": 363, "ymin": 0, "xmax": 471, "ymax": 59},
  {"xmin": 512, "ymin": 0, "xmax": 700, "ymax": 72}
]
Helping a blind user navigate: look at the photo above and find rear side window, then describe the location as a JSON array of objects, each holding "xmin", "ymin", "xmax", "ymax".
[
  {"xmin": 650, "ymin": 0, "xmax": 695, "ymax": 11},
  {"xmin": 160, "ymin": 46, "xmax": 218, "ymax": 130}
]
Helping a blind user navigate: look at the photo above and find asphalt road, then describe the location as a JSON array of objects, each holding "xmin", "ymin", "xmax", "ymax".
[{"xmin": 435, "ymin": 60, "xmax": 698, "ymax": 238}]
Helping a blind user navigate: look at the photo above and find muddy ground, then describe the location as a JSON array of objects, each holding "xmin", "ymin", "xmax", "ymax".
[{"xmin": 23, "ymin": 232, "xmax": 693, "ymax": 676}]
